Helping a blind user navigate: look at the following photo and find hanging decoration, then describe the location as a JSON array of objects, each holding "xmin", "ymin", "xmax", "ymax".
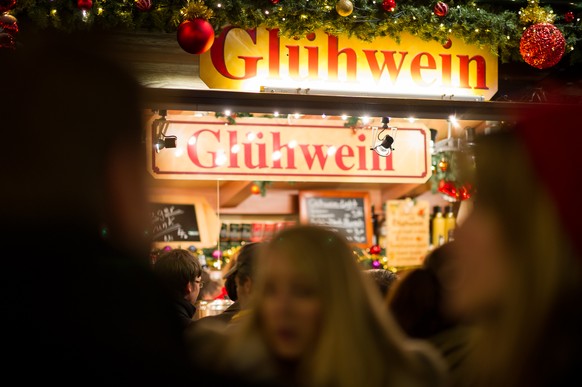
[
  {"xmin": 520, "ymin": 23, "xmax": 566, "ymax": 69},
  {"xmin": 433, "ymin": 1, "xmax": 448, "ymax": 18},
  {"xmin": 431, "ymin": 149, "xmax": 475, "ymax": 202},
  {"xmin": 251, "ymin": 181, "xmax": 271, "ymax": 197},
  {"xmin": 77, "ymin": 0, "xmax": 93, "ymax": 11},
  {"xmin": 0, "ymin": 0, "xmax": 16, "ymax": 50},
  {"xmin": 335, "ymin": 0, "xmax": 353, "ymax": 17},
  {"xmin": 0, "ymin": 30, "xmax": 14, "ymax": 49},
  {"xmin": 250, "ymin": 183, "xmax": 261, "ymax": 195},
  {"xmin": 7, "ymin": 1, "xmax": 582, "ymax": 67},
  {"xmin": 518, "ymin": 0, "xmax": 566, "ymax": 69},
  {"xmin": 135, "ymin": 0, "xmax": 153, "ymax": 12},
  {"xmin": 177, "ymin": 0, "xmax": 215, "ymax": 55},
  {"xmin": 382, "ymin": 0, "xmax": 396, "ymax": 13},
  {"xmin": 0, "ymin": 13, "xmax": 17, "ymax": 34}
]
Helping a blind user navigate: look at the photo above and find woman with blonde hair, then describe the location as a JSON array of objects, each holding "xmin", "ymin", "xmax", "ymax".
[
  {"xmin": 446, "ymin": 102, "xmax": 582, "ymax": 387},
  {"xmin": 204, "ymin": 224, "xmax": 446, "ymax": 387}
]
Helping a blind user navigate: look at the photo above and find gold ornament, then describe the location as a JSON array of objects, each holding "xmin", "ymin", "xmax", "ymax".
[
  {"xmin": 519, "ymin": 0, "xmax": 555, "ymax": 25},
  {"xmin": 336, "ymin": 0, "xmax": 353, "ymax": 17}
]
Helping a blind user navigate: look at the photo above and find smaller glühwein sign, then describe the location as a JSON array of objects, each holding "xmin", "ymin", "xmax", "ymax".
[
  {"xmin": 148, "ymin": 115, "xmax": 430, "ymax": 184},
  {"xmin": 386, "ymin": 199, "xmax": 430, "ymax": 267}
]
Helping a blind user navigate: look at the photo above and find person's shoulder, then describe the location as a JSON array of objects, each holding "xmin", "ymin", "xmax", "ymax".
[{"xmin": 404, "ymin": 338, "xmax": 449, "ymax": 387}]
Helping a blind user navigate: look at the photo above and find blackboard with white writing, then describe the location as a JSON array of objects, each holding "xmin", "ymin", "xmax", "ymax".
[
  {"xmin": 150, "ymin": 203, "xmax": 201, "ymax": 242},
  {"xmin": 299, "ymin": 191, "xmax": 372, "ymax": 248}
]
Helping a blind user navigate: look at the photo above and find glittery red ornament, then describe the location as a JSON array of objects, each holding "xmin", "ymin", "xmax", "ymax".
[
  {"xmin": 0, "ymin": 14, "xmax": 18, "ymax": 35},
  {"xmin": 438, "ymin": 180, "xmax": 457, "ymax": 199},
  {"xmin": 433, "ymin": 1, "xmax": 448, "ymax": 17},
  {"xmin": 270, "ymin": 0, "xmax": 280, "ymax": 4},
  {"xmin": 135, "ymin": 0, "xmax": 153, "ymax": 12},
  {"xmin": 442, "ymin": 38, "xmax": 452, "ymax": 49},
  {"xmin": 369, "ymin": 244, "xmax": 382, "ymax": 255},
  {"xmin": 0, "ymin": 31, "xmax": 15, "ymax": 50},
  {"xmin": 177, "ymin": 18, "xmax": 215, "ymax": 55},
  {"xmin": 251, "ymin": 184, "xmax": 261, "ymax": 195},
  {"xmin": 0, "ymin": 0, "xmax": 16, "ymax": 14},
  {"xmin": 77, "ymin": 0, "xmax": 93, "ymax": 10},
  {"xmin": 564, "ymin": 11, "xmax": 575, "ymax": 23},
  {"xmin": 382, "ymin": 0, "xmax": 396, "ymax": 12},
  {"xmin": 520, "ymin": 23, "xmax": 566, "ymax": 69}
]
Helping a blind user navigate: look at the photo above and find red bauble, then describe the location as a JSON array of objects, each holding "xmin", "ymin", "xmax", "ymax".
[
  {"xmin": 369, "ymin": 244, "xmax": 382, "ymax": 255},
  {"xmin": 520, "ymin": 23, "xmax": 566, "ymax": 69},
  {"xmin": 0, "ymin": 32, "xmax": 15, "ymax": 50},
  {"xmin": 177, "ymin": 18, "xmax": 215, "ymax": 55},
  {"xmin": 77, "ymin": 0, "xmax": 93, "ymax": 10},
  {"xmin": 0, "ymin": 14, "xmax": 18, "ymax": 35},
  {"xmin": 438, "ymin": 180, "xmax": 457, "ymax": 199},
  {"xmin": 0, "ymin": 0, "xmax": 16, "ymax": 14},
  {"xmin": 270, "ymin": 0, "xmax": 280, "ymax": 4},
  {"xmin": 433, "ymin": 1, "xmax": 449, "ymax": 17},
  {"xmin": 382, "ymin": 0, "xmax": 396, "ymax": 12},
  {"xmin": 442, "ymin": 38, "xmax": 452, "ymax": 49},
  {"xmin": 564, "ymin": 11, "xmax": 575, "ymax": 23},
  {"xmin": 135, "ymin": 0, "xmax": 153, "ymax": 12}
]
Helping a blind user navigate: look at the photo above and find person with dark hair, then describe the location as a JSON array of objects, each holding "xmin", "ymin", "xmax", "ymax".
[
  {"xmin": 192, "ymin": 242, "xmax": 263, "ymax": 328},
  {"xmin": 154, "ymin": 248, "xmax": 203, "ymax": 330},
  {"xmin": 387, "ymin": 242, "xmax": 472, "ymax": 386}
]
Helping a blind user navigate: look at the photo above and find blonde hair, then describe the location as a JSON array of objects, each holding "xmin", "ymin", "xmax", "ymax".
[
  {"xmin": 222, "ymin": 224, "xmax": 445, "ymax": 387},
  {"xmin": 460, "ymin": 131, "xmax": 582, "ymax": 387}
]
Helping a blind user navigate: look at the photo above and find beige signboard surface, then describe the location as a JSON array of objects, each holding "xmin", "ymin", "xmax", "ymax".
[
  {"xmin": 201, "ymin": 27, "xmax": 498, "ymax": 100},
  {"xmin": 386, "ymin": 199, "xmax": 430, "ymax": 267},
  {"xmin": 148, "ymin": 115, "xmax": 430, "ymax": 184}
]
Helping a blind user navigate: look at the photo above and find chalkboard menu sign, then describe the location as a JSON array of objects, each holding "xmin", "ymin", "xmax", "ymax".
[
  {"xmin": 299, "ymin": 191, "xmax": 372, "ymax": 248},
  {"xmin": 150, "ymin": 203, "xmax": 201, "ymax": 242}
]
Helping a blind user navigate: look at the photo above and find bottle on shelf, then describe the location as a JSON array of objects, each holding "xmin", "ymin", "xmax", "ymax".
[
  {"xmin": 444, "ymin": 205, "xmax": 456, "ymax": 242},
  {"xmin": 431, "ymin": 206, "xmax": 446, "ymax": 248}
]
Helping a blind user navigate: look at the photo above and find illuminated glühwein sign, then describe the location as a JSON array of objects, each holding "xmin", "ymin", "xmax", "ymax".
[
  {"xmin": 200, "ymin": 27, "xmax": 498, "ymax": 100},
  {"xmin": 149, "ymin": 116, "xmax": 431, "ymax": 184}
]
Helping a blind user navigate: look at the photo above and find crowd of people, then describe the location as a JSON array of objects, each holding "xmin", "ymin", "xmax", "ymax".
[{"xmin": 4, "ymin": 29, "xmax": 581, "ymax": 387}]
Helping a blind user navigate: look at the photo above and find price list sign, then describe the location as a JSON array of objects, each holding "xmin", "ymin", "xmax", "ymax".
[{"xmin": 299, "ymin": 191, "xmax": 372, "ymax": 248}]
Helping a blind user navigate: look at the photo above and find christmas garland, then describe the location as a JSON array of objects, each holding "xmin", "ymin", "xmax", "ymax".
[{"xmin": 4, "ymin": 0, "xmax": 581, "ymax": 65}]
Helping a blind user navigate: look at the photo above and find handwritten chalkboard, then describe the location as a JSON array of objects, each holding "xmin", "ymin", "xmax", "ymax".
[
  {"xmin": 150, "ymin": 203, "xmax": 201, "ymax": 242},
  {"xmin": 299, "ymin": 191, "xmax": 372, "ymax": 248}
]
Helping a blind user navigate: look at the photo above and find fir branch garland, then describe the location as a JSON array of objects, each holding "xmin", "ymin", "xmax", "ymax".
[{"xmin": 9, "ymin": 0, "xmax": 582, "ymax": 65}]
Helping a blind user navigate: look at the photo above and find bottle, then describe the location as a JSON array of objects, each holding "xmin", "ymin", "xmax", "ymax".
[
  {"xmin": 429, "ymin": 205, "xmax": 439, "ymax": 246},
  {"xmin": 431, "ymin": 206, "xmax": 446, "ymax": 248},
  {"xmin": 444, "ymin": 205, "xmax": 456, "ymax": 242}
]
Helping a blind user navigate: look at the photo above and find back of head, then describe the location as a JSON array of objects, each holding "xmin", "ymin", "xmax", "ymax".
[
  {"xmin": 154, "ymin": 249, "xmax": 202, "ymax": 297},
  {"xmin": 388, "ymin": 268, "xmax": 446, "ymax": 338},
  {"xmin": 229, "ymin": 242, "xmax": 263, "ymax": 281},
  {"xmin": 364, "ymin": 268, "xmax": 398, "ymax": 298}
]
